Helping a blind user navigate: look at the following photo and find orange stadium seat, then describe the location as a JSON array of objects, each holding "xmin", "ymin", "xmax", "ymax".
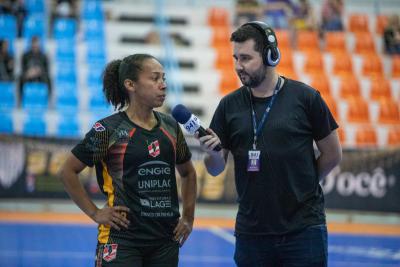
[
  {"xmin": 332, "ymin": 52, "xmax": 354, "ymax": 77},
  {"xmin": 296, "ymin": 30, "xmax": 320, "ymax": 52},
  {"xmin": 362, "ymin": 54, "xmax": 383, "ymax": 78},
  {"xmin": 211, "ymin": 26, "xmax": 231, "ymax": 47},
  {"xmin": 303, "ymin": 51, "xmax": 325, "ymax": 75},
  {"xmin": 322, "ymin": 95, "xmax": 338, "ymax": 120},
  {"xmin": 378, "ymin": 98, "xmax": 400, "ymax": 124},
  {"xmin": 375, "ymin": 15, "xmax": 389, "ymax": 35},
  {"xmin": 324, "ymin": 31, "xmax": 347, "ymax": 53},
  {"xmin": 219, "ymin": 68, "xmax": 239, "ymax": 95},
  {"xmin": 355, "ymin": 127, "xmax": 378, "ymax": 147},
  {"xmin": 278, "ymin": 48, "xmax": 294, "ymax": 70},
  {"xmin": 277, "ymin": 65, "xmax": 298, "ymax": 80},
  {"xmin": 275, "ymin": 30, "xmax": 291, "ymax": 49},
  {"xmin": 310, "ymin": 74, "xmax": 331, "ymax": 98},
  {"xmin": 387, "ymin": 128, "xmax": 400, "ymax": 146},
  {"xmin": 349, "ymin": 14, "xmax": 370, "ymax": 33},
  {"xmin": 392, "ymin": 56, "xmax": 400, "ymax": 78},
  {"xmin": 208, "ymin": 7, "xmax": 230, "ymax": 27},
  {"xmin": 354, "ymin": 32, "xmax": 376, "ymax": 55},
  {"xmin": 346, "ymin": 97, "xmax": 370, "ymax": 123},
  {"xmin": 339, "ymin": 75, "xmax": 361, "ymax": 99},
  {"xmin": 369, "ymin": 77, "xmax": 392, "ymax": 101},
  {"xmin": 337, "ymin": 127, "xmax": 346, "ymax": 144},
  {"xmin": 214, "ymin": 44, "xmax": 234, "ymax": 69}
]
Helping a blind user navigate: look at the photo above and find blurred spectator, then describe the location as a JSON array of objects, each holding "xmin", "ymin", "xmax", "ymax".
[
  {"xmin": 19, "ymin": 36, "xmax": 50, "ymax": 100},
  {"xmin": 0, "ymin": 0, "xmax": 12, "ymax": 14},
  {"xmin": 383, "ymin": 14, "xmax": 400, "ymax": 55},
  {"xmin": 263, "ymin": 0, "xmax": 295, "ymax": 30},
  {"xmin": 143, "ymin": 30, "xmax": 189, "ymax": 46},
  {"xmin": 235, "ymin": 0, "xmax": 262, "ymax": 26},
  {"xmin": 11, "ymin": 0, "xmax": 27, "ymax": 37},
  {"xmin": 50, "ymin": 0, "xmax": 77, "ymax": 36},
  {"xmin": 52, "ymin": 0, "xmax": 77, "ymax": 19},
  {"xmin": 0, "ymin": 39, "xmax": 14, "ymax": 81},
  {"xmin": 0, "ymin": 0, "xmax": 27, "ymax": 38},
  {"xmin": 320, "ymin": 0, "xmax": 344, "ymax": 31},
  {"xmin": 291, "ymin": 0, "xmax": 317, "ymax": 31},
  {"xmin": 144, "ymin": 30, "xmax": 161, "ymax": 44}
]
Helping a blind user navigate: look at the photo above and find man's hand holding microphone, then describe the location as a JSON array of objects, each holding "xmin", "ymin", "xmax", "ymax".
[{"xmin": 172, "ymin": 104, "xmax": 226, "ymax": 176}]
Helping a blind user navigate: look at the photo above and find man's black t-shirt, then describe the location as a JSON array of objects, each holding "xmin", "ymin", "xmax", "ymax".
[
  {"xmin": 210, "ymin": 77, "xmax": 338, "ymax": 236},
  {"xmin": 72, "ymin": 111, "xmax": 191, "ymax": 245}
]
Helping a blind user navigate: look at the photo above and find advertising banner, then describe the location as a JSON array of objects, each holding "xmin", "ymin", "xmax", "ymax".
[{"xmin": 0, "ymin": 135, "xmax": 399, "ymax": 213}]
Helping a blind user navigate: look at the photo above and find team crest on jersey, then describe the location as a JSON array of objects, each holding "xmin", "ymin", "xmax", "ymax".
[
  {"xmin": 148, "ymin": 140, "xmax": 160, "ymax": 157},
  {"xmin": 93, "ymin": 122, "xmax": 105, "ymax": 132},
  {"xmin": 102, "ymin": 244, "xmax": 118, "ymax": 262}
]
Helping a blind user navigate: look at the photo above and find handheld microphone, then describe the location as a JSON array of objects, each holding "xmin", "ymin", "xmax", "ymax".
[{"xmin": 171, "ymin": 104, "xmax": 222, "ymax": 151}]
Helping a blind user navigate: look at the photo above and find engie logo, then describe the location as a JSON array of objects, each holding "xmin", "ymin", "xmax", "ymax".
[
  {"xmin": 148, "ymin": 140, "xmax": 160, "ymax": 157},
  {"xmin": 93, "ymin": 122, "xmax": 105, "ymax": 132},
  {"xmin": 137, "ymin": 161, "xmax": 171, "ymax": 176}
]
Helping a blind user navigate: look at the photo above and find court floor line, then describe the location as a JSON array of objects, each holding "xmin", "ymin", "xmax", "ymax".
[
  {"xmin": 208, "ymin": 226, "xmax": 235, "ymax": 244},
  {"xmin": 327, "ymin": 262, "xmax": 399, "ymax": 267},
  {"xmin": 0, "ymin": 250, "xmax": 233, "ymax": 264},
  {"xmin": 1, "ymin": 211, "xmax": 400, "ymax": 236}
]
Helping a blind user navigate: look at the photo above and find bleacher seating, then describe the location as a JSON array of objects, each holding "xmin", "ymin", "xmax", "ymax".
[
  {"xmin": 324, "ymin": 31, "xmax": 347, "ymax": 53},
  {"xmin": 0, "ymin": 111, "xmax": 14, "ymax": 134},
  {"xmin": 81, "ymin": 0, "xmax": 104, "ymax": 21},
  {"xmin": 23, "ymin": 15, "xmax": 46, "ymax": 40},
  {"xmin": 355, "ymin": 127, "xmax": 378, "ymax": 147},
  {"xmin": 25, "ymin": 0, "xmax": 46, "ymax": 15},
  {"xmin": 55, "ymin": 82, "xmax": 79, "ymax": 111},
  {"xmin": 0, "ymin": 14, "xmax": 17, "ymax": 53},
  {"xmin": 310, "ymin": 74, "xmax": 331, "ymax": 98},
  {"xmin": 22, "ymin": 112, "xmax": 47, "ymax": 137},
  {"xmin": 296, "ymin": 30, "xmax": 319, "ymax": 52},
  {"xmin": 53, "ymin": 18, "xmax": 77, "ymax": 40},
  {"xmin": 56, "ymin": 112, "xmax": 80, "ymax": 138},
  {"xmin": 21, "ymin": 82, "xmax": 49, "ymax": 110},
  {"xmin": 0, "ymin": 0, "xmax": 398, "ymax": 149},
  {"xmin": 0, "ymin": 82, "xmax": 16, "ymax": 109}
]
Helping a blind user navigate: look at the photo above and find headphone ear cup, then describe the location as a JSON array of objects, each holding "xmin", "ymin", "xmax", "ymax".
[
  {"xmin": 267, "ymin": 46, "xmax": 281, "ymax": 66},
  {"xmin": 262, "ymin": 46, "xmax": 269, "ymax": 66}
]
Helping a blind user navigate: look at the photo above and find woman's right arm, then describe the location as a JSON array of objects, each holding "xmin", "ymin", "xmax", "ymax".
[{"xmin": 58, "ymin": 152, "xmax": 130, "ymax": 230}]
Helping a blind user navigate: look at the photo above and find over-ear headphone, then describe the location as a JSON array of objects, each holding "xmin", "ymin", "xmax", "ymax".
[{"xmin": 242, "ymin": 21, "xmax": 281, "ymax": 67}]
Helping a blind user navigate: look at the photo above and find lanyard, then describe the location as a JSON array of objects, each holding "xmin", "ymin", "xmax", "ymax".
[{"xmin": 249, "ymin": 77, "xmax": 281, "ymax": 150}]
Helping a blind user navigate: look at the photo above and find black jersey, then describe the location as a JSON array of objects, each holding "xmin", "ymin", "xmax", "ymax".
[
  {"xmin": 210, "ymin": 77, "xmax": 338, "ymax": 236},
  {"xmin": 72, "ymin": 111, "xmax": 191, "ymax": 245}
]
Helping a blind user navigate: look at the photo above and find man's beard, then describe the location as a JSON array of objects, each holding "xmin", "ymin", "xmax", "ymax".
[{"xmin": 238, "ymin": 65, "xmax": 267, "ymax": 88}]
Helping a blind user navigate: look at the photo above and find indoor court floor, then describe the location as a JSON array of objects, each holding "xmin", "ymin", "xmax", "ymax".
[{"xmin": 0, "ymin": 211, "xmax": 399, "ymax": 267}]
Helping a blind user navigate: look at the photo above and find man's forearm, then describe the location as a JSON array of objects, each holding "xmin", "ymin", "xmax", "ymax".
[
  {"xmin": 317, "ymin": 153, "xmax": 341, "ymax": 181},
  {"xmin": 204, "ymin": 151, "xmax": 226, "ymax": 176}
]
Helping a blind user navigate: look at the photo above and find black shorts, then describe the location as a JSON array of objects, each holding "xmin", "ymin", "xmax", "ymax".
[{"xmin": 95, "ymin": 241, "xmax": 179, "ymax": 267}]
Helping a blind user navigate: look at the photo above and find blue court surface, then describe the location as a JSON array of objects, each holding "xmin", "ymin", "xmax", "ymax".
[{"xmin": 0, "ymin": 222, "xmax": 399, "ymax": 267}]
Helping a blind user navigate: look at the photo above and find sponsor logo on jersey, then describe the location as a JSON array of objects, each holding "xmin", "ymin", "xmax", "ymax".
[
  {"xmin": 102, "ymin": 244, "xmax": 118, "ymax": 262},
  {"xmin": 93, "ymin": 122, "xmax": 105, "ymax": 132},
  {"xmin": 137, "ymin": 161, "xmax": 171, "ymax": 176},
  {"xmin": 148, "ymin": 140, "xmax": 160, "ymax": 157},
  {"xmin": 140, "ymin": 198, "xmax": 150, "ymax": 207},
  {"xmin": 117, "ymin": 129, "xmax": 129, "ymax": 139},
  {"xmin": 140, "ymin": 198, "xmax": 171, "ymax": 208}
]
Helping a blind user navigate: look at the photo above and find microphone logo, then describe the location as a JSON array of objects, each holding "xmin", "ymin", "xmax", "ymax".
[{"xmin": 183, "ymin": 114, "xmax": 201, "ymax": 135}]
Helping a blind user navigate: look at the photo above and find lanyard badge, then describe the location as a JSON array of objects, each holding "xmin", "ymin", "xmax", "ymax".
[
  {"xmin": 247, "ymin": 149, "xmax": 261, "ymax": 172},
  {"xmin": 247, "ymin": 77, "xmax": 281, "ymax": 172}
]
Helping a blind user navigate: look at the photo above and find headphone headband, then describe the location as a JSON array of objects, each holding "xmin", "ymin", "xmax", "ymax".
[
  {"xmin": 243, "ymin": 21, "xmax": 278, "ymax": 46},
  {"xmin": 242, "ymin": 21, "xmax": 280, "ymax": 66}
]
